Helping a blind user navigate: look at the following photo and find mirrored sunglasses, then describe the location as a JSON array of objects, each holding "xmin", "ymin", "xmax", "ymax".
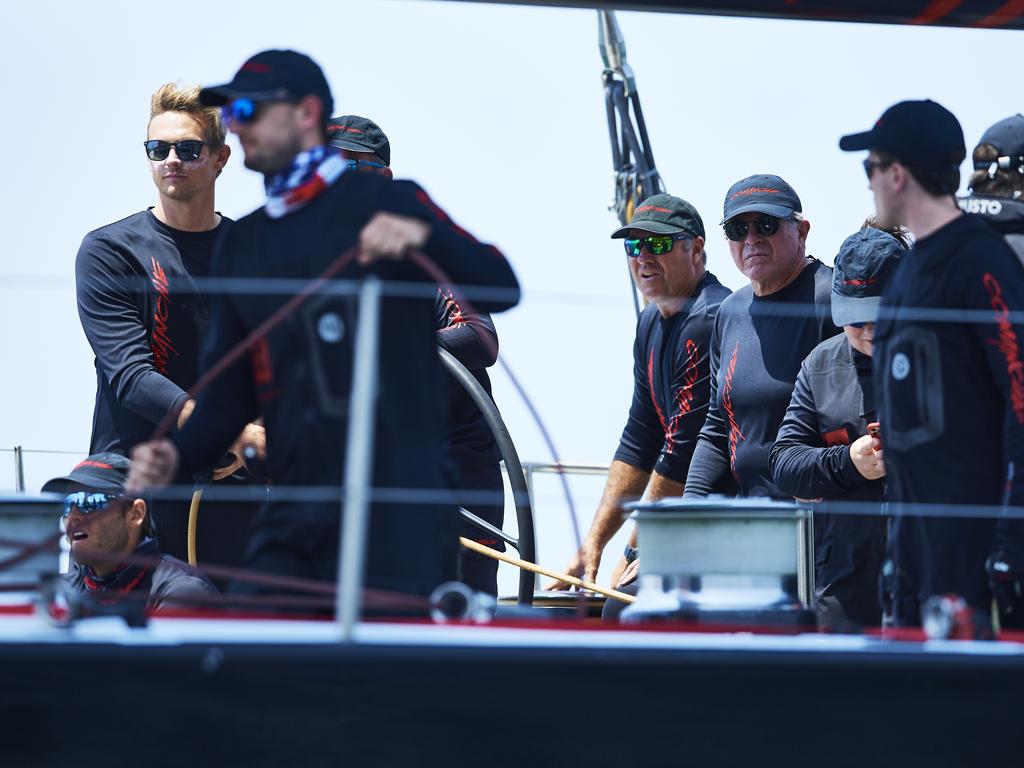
[
  {"xmin": 61, "ymin": 491, "xmax": 122, "ymax": 518},
  {"xmin": 623, "ymin": 234, "xmax": 691, "ymax": 258}
]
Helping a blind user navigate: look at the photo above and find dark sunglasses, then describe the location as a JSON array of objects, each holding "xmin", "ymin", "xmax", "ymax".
[
  {"xmin": 848, "ymin": 321, "xmax": 872, "ymax": 329},
  {"xmin": 61, "ymin": 491, "xmax": 123, "ymax": 518},
  {"xmin": 144, "ymin": 139, "xmax": 207, "ymax": 162},
  {"xmin": 862, "ymin": 158, "xmax": 893, "ymax": 180},
  {"xmin": 723, "ymin": 216, "xmax": 786, "ymax": 242},
  {"xmin": 623, "ymin": 234, "xmax": 691, "ymax": 257}
]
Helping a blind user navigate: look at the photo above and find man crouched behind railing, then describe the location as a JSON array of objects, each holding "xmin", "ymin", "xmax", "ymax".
[{"xmin": 43, "ymin": 453, "xmax": 219, "ymax": 614}]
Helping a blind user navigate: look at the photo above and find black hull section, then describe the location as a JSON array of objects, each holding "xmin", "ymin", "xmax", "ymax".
[{"xmin": 3, "ymin": 638, "xmax": 1020, "ymax": 766}]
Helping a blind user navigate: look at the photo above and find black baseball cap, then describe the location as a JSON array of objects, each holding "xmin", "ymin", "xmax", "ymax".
[
  {"xmin": 976, "ymin": 114, "xmax": 1024, "ymax": 161},
  {"xmin": 199, "ymin": 49, "xmax": 333, "ymax": 117},
  {"xmin": 327, "ymin": 115, "xmax": 391, "ymax": 166},
  {"xmin": 610, "ymin": 194, "xmax": 705, "ymax": 239},
  {"xmin": 720, "ymin": 174, "xmax": 802, "ymax": 224},
  {"xmin": 839, "ymin": 100, "xmax": 965, "ymax": 172},
  {"xmin": 831, "ymin": 228, "xmax": 905, "ymax": 327},
  {"xmin": 42, "ymin": 453, "xmax": 130, "ymax": 496}
]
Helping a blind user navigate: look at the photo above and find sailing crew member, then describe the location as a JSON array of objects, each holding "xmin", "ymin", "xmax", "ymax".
[
  {"xmin": 44, "ymin": 453, "xmax": 218, "ymax": 613},
  {"xmin": 327, "ymin": 114, "xmax": 393, "ymax": 177},
  {"xmin": 328, "ymin": 114, "xmax": 507, "ymax": 596},
  {"xmin": 549, "ymin": 195, "xmax": 730, "ymax": 593},
  {"xmin": 127, "ymin": 50, "xmax": 520, "ymax": 607},
  {"xmin": 771, "ymin": 225, "xmax": 907, "ymax": 631},
  {"xmin": 683, "ymin": 175, "xmax": 841, "ymax": 501},
  {"xmin": 74, "ymin": 83, "xmax": 264, "ymax": 569},
  {"xmin": 959, "ymin": 114, "xmax": 1024, "ymax": 263},
  {"xmin": 840, "ymin": 99, "xmax": 1024, "ymax": 632}
]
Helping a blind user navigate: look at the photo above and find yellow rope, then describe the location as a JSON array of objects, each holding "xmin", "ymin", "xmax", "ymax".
[{"xmin": 187, "ymin": 488, "xmax": 203, "ymax": 567}]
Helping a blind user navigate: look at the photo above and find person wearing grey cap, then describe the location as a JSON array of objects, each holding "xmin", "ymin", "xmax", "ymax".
[
  {"xmin": 328, "ymin": 115, "xmax": 392, "ymax": 176},
  {"xmin": 960, "ymin": 114, "xmax": 1024, "ymax": 263},
  {"xmin": 841, "ymin": 100, "xmax": 1024, "ymax": 632},
  {"xmin": 44, "ymin": 453, "xmax": 218, "ymax": 613},
  {"xmin": 549, "ymin": 194, "xmax": 731, "ymax": 595},
  {"xmin": 683, "ymin": 174, "xmax": 841, "ymax": 501},
  {"xmin": 771, "ymin": 225, "xmax": 907, "ymax": 630}
]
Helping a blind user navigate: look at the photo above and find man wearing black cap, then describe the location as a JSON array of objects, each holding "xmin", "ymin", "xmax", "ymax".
[
  {"xmin": 841, "ymin": 100, "xmax": 1024, "ymax": 631},
  {"xmin": 771, "ymin": 225, "xmax": 907, "ymax": 630},
  {"xmin": 684, "ymin": 175, "xmax": 840, "ymax": 500},
  {"xmin": 44, "ymin": 454, "xmax": 218, "ymax": 613},
  {"xmin": 128, "ymin": 50, "xmax": 520, "ymax": 607},
  {"xmin": 328, "ymin": 115, "xmax": 392, "ymax": 176},
  {"xmin": 550, "ymin": 194, "xmax": 730, "ymax": 592},
  {"xmin": 960, "ymin": 114, "xmax": 1024, "ymax": 263}
]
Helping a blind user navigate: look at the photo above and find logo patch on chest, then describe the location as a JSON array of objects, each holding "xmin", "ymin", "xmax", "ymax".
[{"xmin": 821, "ymin": 427, "xmax": 851, "ymax": 447}]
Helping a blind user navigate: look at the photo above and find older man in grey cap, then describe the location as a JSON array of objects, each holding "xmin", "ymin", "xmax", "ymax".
[
  {"xmin": 683, "ymin": 174, "xmax": 841, "ymax": 501},
  {"xmin": 550, "ymin": 194, "xmax": 731, "ymax": 593}
]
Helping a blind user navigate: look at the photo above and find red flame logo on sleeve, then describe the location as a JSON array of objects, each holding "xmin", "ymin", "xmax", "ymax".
[
  {"xmin": 983, "ymin": 273, "xmax": 1024, "ymax": 424},
  {"xmin": 721, "ymin": 341, "xmax": 745, "ymax": 478},
  {"xmin": 149, "ymin": 257, "xmax": 177, "ymax": 374}
]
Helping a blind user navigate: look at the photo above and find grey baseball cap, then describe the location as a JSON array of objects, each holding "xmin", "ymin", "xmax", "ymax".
[
  {"xmin": 610, "ymin": 194, "xmax": 705, "ymax": 239},
  {"xmin": 831, "ymin": 228, "xmax": 905, "ymax": 327},
  {"xmin": 327, "ymin": 115, "xmax": 391, "ymax": 165},
  {"xmin": 721, "ymin": 174, "xmax": 802, "ymax": 224}
]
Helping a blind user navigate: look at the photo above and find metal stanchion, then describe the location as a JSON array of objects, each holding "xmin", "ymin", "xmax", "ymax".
[
  {"xmin": 13, "ymin": 446, "xmax": 25, "ymax": 493},
  {"xmin": 337, "ymin": 277, "xmax": 382, "ymax": 642},
  {"xmin": 796, "ymin": 503, "xmax": 815, "ymax": 608}
]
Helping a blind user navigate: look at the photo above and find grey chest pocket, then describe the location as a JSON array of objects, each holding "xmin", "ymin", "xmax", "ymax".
[
  {"xmin": 300, "ymin": 295, "xmax": 357, "ymax": 418},
  {"xmin": 881, "ymin": 326, "xmax": 944, "ymax": 449}
]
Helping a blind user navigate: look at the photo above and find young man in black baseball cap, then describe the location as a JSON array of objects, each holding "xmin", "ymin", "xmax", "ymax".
[
  {"xmin": 130, "ymin": 49, "xmax": 520, "ymax": 609},
  {"xmin": 550, "ymin": 194, "xmax": 731, "ymax": 599},
  {"xmin": 771, "ymin": 225, "xmax": 907, "ymax": 630},
  {"xmin": 44, "ymin": 454, "xmax": 218, "ymax": 613},
  {"xmin": 841, "ymin": 100, "xmax": 1024, "ymax": 632}
]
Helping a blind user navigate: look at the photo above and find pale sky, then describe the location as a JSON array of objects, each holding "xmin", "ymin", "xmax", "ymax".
[{"xmin": 2, "ymin": 0, "xmax": 1020, "ymax": 588}]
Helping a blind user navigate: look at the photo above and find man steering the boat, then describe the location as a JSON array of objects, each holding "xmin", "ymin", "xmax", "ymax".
[
  {"xmin": 126, "ymin": 50, "xmax": 520, "ymax": 609},
  {"xmin": 44, "ymin": 453, "xmax": 218, "ymax": 613},
  {"xmin": 841, "ymin": 100, "xmax": 1024, "ymax": 632},
  {"xmin": 550, "ymin": 195, "xmax": 731, "ymax": 591}
]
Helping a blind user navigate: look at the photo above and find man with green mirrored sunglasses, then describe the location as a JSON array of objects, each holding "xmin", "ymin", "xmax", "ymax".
[{"xmin": 549, "ymin": 194, "xmax": 731, "ymax": 604}]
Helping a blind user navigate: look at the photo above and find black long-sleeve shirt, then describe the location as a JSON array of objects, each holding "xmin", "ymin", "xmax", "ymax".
[
  {"xmin": 874, "ymin": 213, "xmax": 1024, "ymax": 612},
  {"xmin": 613, "ymin": 272, "xmax": 731, "ymax": 483},
  {"xmin": 75, "ymin": 210, "xmax": 229, "ymax": 455},
  {"xmin": 435, "ymin": 288, "xmax": 500, "ymax": 470},
  {"xmin": 685, "ymin": 259, "xmax": 840, "ymax": 498},
  {"xmin": 171, "ymin": 171, "xmax": 519, "ymax": 596}
]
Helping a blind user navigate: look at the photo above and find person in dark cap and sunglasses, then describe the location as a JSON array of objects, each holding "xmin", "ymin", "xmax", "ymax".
[
  {"xmin": 44, "ymin": 453, "xmax": 218, "ymax": 613},
  {"xmin": 960, "ymin": 113, "xmax": 1024, "ymax": 264},
  {"xmin": 128, "ymin": 50, "xmax": 520, "ymax": 609},
  {"xmin": 333, "ymin": 113, "xmax": 509, "ymax": 596},
  {"xmin": 683, "ymin": 174, "xmax": 841, "ymax": 502},
  {"xmin": 328, "ymin": 115, "xmax": 393, "ymax": 177},
  {"xmin": 840, "ymin": 100, "xmax": 1024, "ymax": 634},
  {"xmin": 771, "ymin": 223, "xmax": 908, "ymax": 631},
  {"xmin": 74, "ymin": 82, "xmax": 265, "ymax": 570},
  {"xmin": 549, "ymin": 194, "xmax": 731, "ymax": 598}
]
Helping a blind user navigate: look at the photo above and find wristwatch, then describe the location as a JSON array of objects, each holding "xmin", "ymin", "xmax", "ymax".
[{"xmin": 624, "ymin": 545, "xmax": 639, "ymax": 564}]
